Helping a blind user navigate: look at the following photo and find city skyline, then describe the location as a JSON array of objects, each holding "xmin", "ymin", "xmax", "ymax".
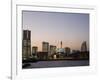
[{"xmin": 22, "ymin": 11, "xmax": 89, "ymax": 51}]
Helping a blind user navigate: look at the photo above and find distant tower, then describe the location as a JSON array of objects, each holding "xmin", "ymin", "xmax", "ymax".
[
  {"xmin": 60, "ymin": 41, "xmax": 62, "ymax": 48},
  {"xmin": 22, "ymin": 30, "xmax": 31, "ymax": 60},
  {"xmin": 81, "ymin": 41, "xmax": 87, "ymax": 52},
  {"xmin": 56, "ymin": 41, "xmax": 64, "ymax": 55}
]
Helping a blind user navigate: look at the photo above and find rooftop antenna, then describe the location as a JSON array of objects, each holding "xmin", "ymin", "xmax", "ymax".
[{"xmin": 61, "ymin": 41, "xmax": 62, "ymax": 48}]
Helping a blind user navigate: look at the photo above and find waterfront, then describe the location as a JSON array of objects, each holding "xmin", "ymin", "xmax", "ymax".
[
  {"xmin": 22, "ymin": 11, "xmax": 89, "ymax": 69},
  {"xmin": 23, "ymin": 60, "xmax": 89, "ymax": 69}
]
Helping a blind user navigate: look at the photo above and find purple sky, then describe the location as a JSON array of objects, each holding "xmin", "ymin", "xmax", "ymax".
[{"xmin": 22, "ymin": 11, "xmax": 89, "ymax": 51}]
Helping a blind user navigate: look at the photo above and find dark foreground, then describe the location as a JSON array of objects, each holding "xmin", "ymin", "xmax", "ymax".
[{"xmin": 23, "ymin": 60, "xmax": 89, "ymax": 69}]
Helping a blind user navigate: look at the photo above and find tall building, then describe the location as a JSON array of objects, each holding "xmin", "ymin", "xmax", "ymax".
[
  {"xmin": 42, "ymin": 42, "xmax": 49, "ymax": 53},
  {"xmin": 50, "ymin": 45, "xmax": 56, "ymax": 54},
  {"xmin": 64, "ymin": 47, "xmax": 71, "ymax": 56},
  {"xmin": 32, "ymin": 46, "xmax": 38, "ymax": 56},
  {"xmin": 81, "ymin": 41, "xmax": 87, "ymax": 52},
  {"xmin": 22, "ymin": 30, "xmax": 31, "ymax": 60}
]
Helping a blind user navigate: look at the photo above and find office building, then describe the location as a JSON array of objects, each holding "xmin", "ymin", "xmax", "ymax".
[
  {"xmin": 81, "ymin": 41, "xmax": 87, "ymax": 52},
  {"xmin": 22, "ymin": 30, "xmax": 31, "ymax": 60}
]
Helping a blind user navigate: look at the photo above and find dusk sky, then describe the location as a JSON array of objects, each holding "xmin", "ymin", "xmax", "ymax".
[{"xmin": 22, "ymin": 11, "xmax": 89, "ymax": 51}]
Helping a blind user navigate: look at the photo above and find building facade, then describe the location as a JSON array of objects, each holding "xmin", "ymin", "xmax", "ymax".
[
  {"xmin": 81, "ymin": 41, "xmax": 87, "ymax": 52},
  {"xmin": 22, "ymin": 30, "xmax": 31, "ymax": 60}
]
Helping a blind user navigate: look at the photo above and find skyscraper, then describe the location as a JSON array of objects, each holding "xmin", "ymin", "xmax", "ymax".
[
  {"xmin": 81, "ymin": 41, "xmax": 87, "ymax": 52},
  {"xmin": 22, "ymin": 30, "xmax": 31, "ymax": 60}
]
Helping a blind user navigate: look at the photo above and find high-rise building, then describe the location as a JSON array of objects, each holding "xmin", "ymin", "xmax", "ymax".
[
  {"xmin": 22, "ymin": 30, "xmax": 31, "ymax": 60},
  {"xmin": 50, "ymin": 45, "xmax": 56, "ymax": 54},
  {"xmin": 81, "ymin": 41, "xmax": 87, "ymax": 52},
  {"xmin": 64, "ymin": 47, "xmax": 71, "ymax": 56},
  {"xmin": 42, "ymin": 42, "xmax": 49, "ymax": 53}
]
